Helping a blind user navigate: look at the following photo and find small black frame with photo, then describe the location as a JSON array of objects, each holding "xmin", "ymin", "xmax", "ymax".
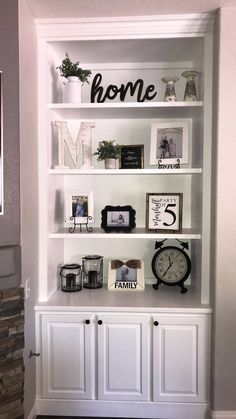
[{"xmin": 101, "ymin": 205, "xmax": 136, "ymax": 233}]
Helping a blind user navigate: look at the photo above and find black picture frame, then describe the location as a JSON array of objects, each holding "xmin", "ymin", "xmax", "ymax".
[
  {"xmin": 120, "ymin": 144, "xmax": 144, "ymax": 169},
  {"xmin": 101, "ymin": 205, "xmax": 136, "ymax": 233}
]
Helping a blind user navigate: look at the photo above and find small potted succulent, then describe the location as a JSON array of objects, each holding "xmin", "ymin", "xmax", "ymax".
[
  {"xmin": 94, "ymin": 140, "xmax": 121, "ymax": 169},
  {"xmin": 57, "ymin": 53, "xmax": 92, "ymax": 103}
]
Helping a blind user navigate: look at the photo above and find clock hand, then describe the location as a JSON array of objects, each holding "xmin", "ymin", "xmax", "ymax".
[{"xmin": 163, "ymin": 259, "xmax": 172, "ymax": 277}]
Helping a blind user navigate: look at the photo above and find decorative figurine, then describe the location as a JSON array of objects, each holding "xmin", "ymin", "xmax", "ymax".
[
  {"xmin": 182, "ymin": 70, "xmax": 199, "ymax": 101},
  {"xmin": 161, "ymin": 76, "xmax": 179, "ymax": 101}
]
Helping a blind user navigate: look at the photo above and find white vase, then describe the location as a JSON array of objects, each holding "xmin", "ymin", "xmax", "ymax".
[
  {"xmin": 105, "ymin": 158, "xmax": 117, "ymax": 169},
  {"xmin": 65, "ymin": 76, "xmax": 81, "ymax": 103}
]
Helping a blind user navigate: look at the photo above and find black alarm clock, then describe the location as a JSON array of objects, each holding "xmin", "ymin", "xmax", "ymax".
[{"xmin": 152, "ymin": 239, "xmax": 191, "ymax": 293}]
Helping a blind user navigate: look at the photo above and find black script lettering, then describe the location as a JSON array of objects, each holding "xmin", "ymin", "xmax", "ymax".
[
  {"xmin": 91, "ymin": 73, "xmax": 158, "ymax": 103},
  {"xmin": 106, "ymin": 85, "xmax": 119, "ymax": 100},
  {"xmin": 142, "ymin": 84, "xmax": 157, "ymax": 101},
  {"xmin": 90, "ymin": 73, "xmax": 105, "ymax": 103},
  {"xmin": 119, "ymin": 79, "xmax": 144, "ymax": 102}
]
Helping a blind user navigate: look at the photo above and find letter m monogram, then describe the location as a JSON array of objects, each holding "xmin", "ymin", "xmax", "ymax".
[{"xmin": 54, "ymin": 121, "xmax": 95, "ymax": 169}]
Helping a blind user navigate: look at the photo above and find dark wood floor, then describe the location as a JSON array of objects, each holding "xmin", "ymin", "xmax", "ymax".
[{"xmin": 36, "ymin": 417, "xmax": 132, "ymax": 419}]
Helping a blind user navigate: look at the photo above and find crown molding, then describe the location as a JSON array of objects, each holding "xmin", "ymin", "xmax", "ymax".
[{"xmin": 36, "ymin": 13, "xmax": 215, "ymax": 40}]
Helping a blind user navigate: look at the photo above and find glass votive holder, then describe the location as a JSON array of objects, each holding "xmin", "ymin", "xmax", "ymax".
[
  {"xmin": 59, "ymin": 263, "xmax": 82, "ymax": 292},
  {"xmin": 82, "ymin": 255, "xmax": 103, "ymax": 289}
]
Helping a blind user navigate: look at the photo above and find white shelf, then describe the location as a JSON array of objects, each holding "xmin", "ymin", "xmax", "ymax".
[
  {"xmin": 49, "ymin": 227, "xmax": 201, "ymax": 240},
  {"xmin": 49, "ymin": 101, "xmax": 203, "ymax": 109},
  {"xmin": 35, "ymin": 286, "xmax": 212, "ymax": 313},
  {"xmin": 49, "ymin": 168, "xmax": 202, "ymax": 175}
]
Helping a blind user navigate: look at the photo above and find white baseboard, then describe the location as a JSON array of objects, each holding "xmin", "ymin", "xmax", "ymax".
[
  {"xmin": 26, "ymin": 403, "xmax": 37, "ymax": 419},
  {"xmin": 211, "ymin": 411, "xmax": 236, "ymax": 419}
]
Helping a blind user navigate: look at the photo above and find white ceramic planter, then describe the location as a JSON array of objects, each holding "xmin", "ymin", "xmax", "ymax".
[
  {"xmin": 105, "ymin": 158, "xmax": 117, "ymax": 169},
  {"xmin": 65, "ymin": 76, "xmax": 81, "ymax": 103}
]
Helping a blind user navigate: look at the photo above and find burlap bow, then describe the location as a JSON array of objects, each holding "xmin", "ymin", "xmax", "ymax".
[{"xmin": 111, "ymin": 259, "xmax": 141, "ymax": 269}]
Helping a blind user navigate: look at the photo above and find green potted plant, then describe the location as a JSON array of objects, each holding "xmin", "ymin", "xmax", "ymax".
[
  {"xmin": 94, "ymin": 140, "xmax": 121, "ymax": 169},
  {"xmin": 57, "ymin": 53, "xmax": 92, "ymax": 103}
]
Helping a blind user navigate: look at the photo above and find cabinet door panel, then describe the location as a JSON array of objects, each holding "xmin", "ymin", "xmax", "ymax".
[
  {"xmin": 98, "ymin": 315, "xmax": 150, "ymax": 401},
  {"xmin": 41, "ymin": 314, "xmax": 94, "ymax": 399},
  {"xmin": 153, "ymin": 315, "xmax": 209, "ymax": 403}
]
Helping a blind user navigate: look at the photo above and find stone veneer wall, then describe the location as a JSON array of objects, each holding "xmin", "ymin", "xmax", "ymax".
[{"xmin": 0, "ymin": 288, "xmax": 24, "ymax": 419}]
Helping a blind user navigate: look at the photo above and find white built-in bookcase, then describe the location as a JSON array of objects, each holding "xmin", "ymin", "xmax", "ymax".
[{"xmin": 37, "ymin": 14, "xmax": 214, "ymax": 305}]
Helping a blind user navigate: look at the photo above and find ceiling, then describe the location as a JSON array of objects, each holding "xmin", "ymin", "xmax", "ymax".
[{"xmin": 26, "ymin": 0, "xmax": 236, "ymax": 19}]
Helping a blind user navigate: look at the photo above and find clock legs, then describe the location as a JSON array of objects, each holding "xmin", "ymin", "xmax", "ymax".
[
  {"xmin": 180, "ymin": 283, "xmax": 188, "ymax": 293},
  {"xmin": 153, "ymin": 280, "xmax": 188, "ymax": 293}
]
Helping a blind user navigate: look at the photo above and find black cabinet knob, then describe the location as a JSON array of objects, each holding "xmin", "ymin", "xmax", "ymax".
[
  {"xmin": 153, "ymin": 321, "xmax": 159, "ymax": 326},
  {"xmin": 98, "ymin": 320, "xmax": 103, "ymax": 325},
  {"xmin": 85, "ymin": 319, "xmax": 90, "ymax": 325}
]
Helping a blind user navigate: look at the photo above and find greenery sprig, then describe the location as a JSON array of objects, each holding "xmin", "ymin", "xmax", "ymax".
[
  {"xmin": 94, "ymin": 140, "xmax": 121, "ymax": 161},
  {"xmin": 57, "ymin": 53, "xmax": 92, "ymax": 84}
]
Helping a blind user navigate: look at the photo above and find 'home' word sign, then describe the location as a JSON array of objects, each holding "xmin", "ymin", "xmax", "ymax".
[{"xmin": 91, "ymin": 73, "xmax": 157, "ymax": 103}]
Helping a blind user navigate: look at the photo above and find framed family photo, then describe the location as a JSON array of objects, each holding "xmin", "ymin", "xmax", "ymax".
[
  {"xmin": 146, "ymin": 192, "xmax": 183, "ymax": 233},
  {"xmin": 101, "ymin": 205, "xmax": 136, "ymax": 233},
  {"xmin": 108, "ymin": 259, "xmax": 145, "ymax": 291},
  {"xmin": 150, "ymin": 119, "xmax": 191, "ymax": 166},
  {"xmin": 65, "ymin": 191, "xmax": 94, "ymax": 224}
]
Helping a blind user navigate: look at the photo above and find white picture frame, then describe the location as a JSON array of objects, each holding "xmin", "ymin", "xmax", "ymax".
[
  {"xmin": 65, "ymin": 190, "xmax": 94, "ymax": 225},
  {"xmin": 108, "ymin": 259, "xmax": 145, "ymax": 291},
  {"xmin": 150, "ymin": 119, "xmax": 191, "ymax": 165}
]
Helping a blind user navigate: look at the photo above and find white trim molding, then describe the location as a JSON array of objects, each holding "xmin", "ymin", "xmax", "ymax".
[
  {"xmin": 211, "ymin": 411, "xmax": 236, "ymax": 419},
  {"xmin": 26, "ymin": 403, "xmax": 37, "ymax": 419},
  {"xmin": 36, "ymin": 13, "xmax": 215, "ymax": 40}
]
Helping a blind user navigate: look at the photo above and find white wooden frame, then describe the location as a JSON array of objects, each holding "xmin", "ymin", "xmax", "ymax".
[
  {"xmin": 65, "ymin": 190, "xmax": 94, "ymax": 224},
  {"xmin": 36, "ymin": 14, "xmax": 213, "ymax": 306},
  {"xmin": 150, "ymin": 119, "xmax": 191, "ymax": 166},
  {"xmin": 146, "ymin": 192, "xmax": 183, "ymax": 232},
  {"xmin": 108, "ymin": 259, "xmax": 145, "ymax": 291}
]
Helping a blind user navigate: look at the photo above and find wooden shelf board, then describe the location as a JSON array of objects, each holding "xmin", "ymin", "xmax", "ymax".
[
  {"xmin": 49, "ymin": 168, "xmax": 203, "ymax": 175},
  {"xmin": 49, "ymin": 227, "xmax": 201, "ymax": 240},
  {"xmin": 35, "ymin": 285, "xmax": 212, "ymax": 312},
  {"xmin": 48, "ymin": 101, "xmax": 203, "ymax": 109}
]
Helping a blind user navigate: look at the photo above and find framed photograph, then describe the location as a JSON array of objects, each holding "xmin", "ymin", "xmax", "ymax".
[
  {"xmin": 146, "ymin": 193, "xmax": 183, "ymax": 232},
  {"xmin": 150, "ymin": 119, "xmax": 191, "ymax": 165},
  {"xmin": 101, "ymin": 205, "xmax": 136, "ymax": 233},
  {"xmin": 65, "ymin": 191, "xmax": 94, "ymax": 224},
  {"xmin": 108, "ymin": 259, "xmax": 145, "ymax": 291},
  {"xmin": 120, "ymin": 144, "xmax": 144, "ymax": 169}
]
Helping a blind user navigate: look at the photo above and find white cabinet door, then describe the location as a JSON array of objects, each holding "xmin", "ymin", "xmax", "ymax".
[
  {"xmin": 97, "ymin": 314, "xmax": 150, "ymax": 401},
  {"xmin": 41, "ymin": 313, "xmax": 94, "ymax": 399},
  {"xmin": 153, "ymin": 315, "xmax": 210, "ymax": 403}
]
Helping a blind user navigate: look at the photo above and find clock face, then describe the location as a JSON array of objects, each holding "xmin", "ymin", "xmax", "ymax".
[{"xmin": 152, "ymin": 246, "xmax": 191, "ymax": 285}]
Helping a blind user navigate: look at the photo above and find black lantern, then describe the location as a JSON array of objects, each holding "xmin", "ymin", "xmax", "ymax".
[
  {"xmin": 82, "ymin": 255, "xmax": 103, "ymax": 289},
  {"xmin": 59, "ymin": 264, "xmax": 82, "ymax": 292}
]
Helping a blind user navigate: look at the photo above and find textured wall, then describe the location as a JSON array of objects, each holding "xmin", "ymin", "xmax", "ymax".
[{"xmin": 0, "ymin": 0, "xmax": 21, "ymax": 290}]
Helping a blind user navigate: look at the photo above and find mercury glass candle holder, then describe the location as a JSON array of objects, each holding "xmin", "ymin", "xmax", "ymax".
[
  {"xmin": 181, "ymin": 70, "xmax": 199, "ymax": 101},
  {"xmin": 161, "ymin": 76, "xmax": 179, "ymax": 102}
]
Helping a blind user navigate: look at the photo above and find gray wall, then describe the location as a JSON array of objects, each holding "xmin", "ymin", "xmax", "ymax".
[{"xmin": 0, "ymin": 0, "xmax": 21, "ymax": 288}]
